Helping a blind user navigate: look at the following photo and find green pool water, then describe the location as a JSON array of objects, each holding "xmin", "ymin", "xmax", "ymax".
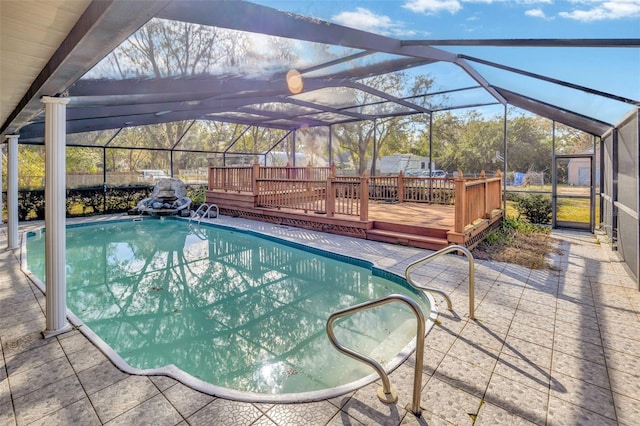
[{"xmin": 26, "ymin": 218, "xmax": 430, "ymax": 398}]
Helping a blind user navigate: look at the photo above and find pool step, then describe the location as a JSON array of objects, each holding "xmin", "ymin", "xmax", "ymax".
[{"xmin": 367, "ymin": 222, "xmax": 449, "ymax": 250}]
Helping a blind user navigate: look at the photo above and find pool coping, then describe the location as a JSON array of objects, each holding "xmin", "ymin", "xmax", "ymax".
[{"xmin": 19, "ymin": 215, "xmax": 438, "ymax": 404}]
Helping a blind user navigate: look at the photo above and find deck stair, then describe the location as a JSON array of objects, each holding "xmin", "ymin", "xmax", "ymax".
[{"xmin": 366, "ymin": 221, "xmax": 449, "ymax": 250}]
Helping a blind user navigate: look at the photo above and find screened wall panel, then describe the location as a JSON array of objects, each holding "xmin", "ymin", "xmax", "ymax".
[
  {"xmin": 618, "ymin": 113, "xmax": 639, "ymax": 210},
  {"xmin": 104, "ymin": 148, "xmax": 171, "ymax": 186},
  {"xmin": 615, "ymin": 110, "xmax": 639, "ymax": 283},
  {"xmin": 295, "ymin": 127, "xmax": 330, "ymax": 167},
  {"xmin": 618, "ymin": 211, "xmax": 638, "ymax": 285},
  {"xmin": 602, "ymin": 132, "xmax": 614, "ymax": 239}
]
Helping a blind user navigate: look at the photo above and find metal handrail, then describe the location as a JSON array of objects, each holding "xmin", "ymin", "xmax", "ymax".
[
  {"xmin": 197, "ymin": 204, "xmax": 219, "ymax": 225},
  {"xmin": 189, "ymin": 204, "xmax": 209, "ymax": 224},
  {"xmin": 405, "ymin": 244, "xmax": 475, "ymax": 320},
  {"xmin": 188, "ymin": 203, "xmax": 219, "ymax": 225},
  {"xmin": 326, "ymin": 294, "xmax": 425, "ymax": 417}
]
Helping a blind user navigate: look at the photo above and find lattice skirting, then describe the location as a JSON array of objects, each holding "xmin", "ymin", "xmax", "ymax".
[
  {"xmin": 220, "ymin": 208, "xmax": 368, "ymax": 239},
  {"xmin": 464, "ymin": 217, "xmax": 503, "ymax": 249}
]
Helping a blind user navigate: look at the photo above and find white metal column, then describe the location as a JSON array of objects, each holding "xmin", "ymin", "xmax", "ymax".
[
  {"xmin": 0, "ymin": 143, "xmax": 4, "ymax": 225},
  {"xmin": 6, "ymin": 135, "xmax": 19, "ymax": 249},
  {"xmin": 42, "ymin": 96, "xmax": 72, "ymax": 338}
]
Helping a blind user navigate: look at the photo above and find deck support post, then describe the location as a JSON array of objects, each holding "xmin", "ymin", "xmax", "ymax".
[
  {"xmin": 252, "ymin": 162, "xmax": 260, "ymax": 196},
  {"xmin": 397, "ymin": 172, "xmax": 405, "ymax": 203},
  {"xmin": 42, "ymin": 96, "xmax": 73, "ymax": 339},
  {"xmin": 326, "ymin": 177, "xmax": 335, "ymax": 217},
  {"xmin": 360, "ymin": 172, "xmax": 369, "ymax": 221},
  {"xmin": 454, "ymin": 171, "xmax": 466, "ymax": 233}
]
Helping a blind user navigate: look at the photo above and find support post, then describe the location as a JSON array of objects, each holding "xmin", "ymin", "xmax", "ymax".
[
  {"xmin": 502, "ymin": 105, "xmax": 508, "ymax": 211},
  {"xmin": 480, "ymin": 170, "xmax": 489, "ymax": 218},
  {"xmin": 428, "ymin": 113, "xmax": 433, "ymax": 177},
  {"xmin": 0, "ymin": 143, "xmax": 3, "ymax": 225},
  {"xmin": 102, "ymin": 147, "xmax": 107, "ymax": 213},
  {"xmin": 292, "ymin": 130, "xmax": 296, "ymax": 167},
  {"xmin": 252, "ymin": 162, "xmax": 260, "ymax": 197},
  {"xmin": 370, "ymin": 120, "xmax": 378, "ymax": 177},
  {"xmin": 551, "ymin": 121, "xmax": 557, "ymax": 228},
  {"xmin": 360, "ymin": 172, "xmax": 369, "ymax": 221},
  {"xmin": 328, "ymin": 125, "xmax": 333, "ymax": 167},
  {"xmin": 42, "ymin": 96, "xmax": 72, "ymax": 338},
  {"xmin": 454, "ymin": 171, "xmax": 466, "ymax": 233},
  {"xmin": 326, "ymin": 177, "xmax": 335, "ymax": 217},
  {"xmin": 6, "ymin": 135, "xmax": 19, "ymax": 250}
]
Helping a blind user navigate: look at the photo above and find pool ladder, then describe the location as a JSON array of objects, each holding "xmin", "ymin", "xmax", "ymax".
[
  {"xmin": 405, "ymin": 244, "xmax": 475, "ymax": 320},
  {"xmin": 326, "ymin": 246, "xmax": 476, "ymax": 417},
  {"xmin": 189, "ymin": 203, "xmax": 219, "ymax": 225},
  {"xmin": 327, "ymin": 294, "xmax": 425, "ymax": 417}
]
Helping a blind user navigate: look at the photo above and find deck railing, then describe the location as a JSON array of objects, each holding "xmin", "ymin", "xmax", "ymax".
[
  {"xmin": 208, "ymin": 165, "xmax": 502, "ymax": 229},
  {"xmin": 454, "ymin": 171, "xmax": 503, "ymax": 233},
  {"xmin": 208, "ymin": 166, "xmax": 253, "ymax": 193},
  {"xmin": 328, "ymin": 176, "xmax": 367, "ymax": 220},
  {"xmin": 369, "ymin": 175, "xmax": 456, "ymax": 205}
]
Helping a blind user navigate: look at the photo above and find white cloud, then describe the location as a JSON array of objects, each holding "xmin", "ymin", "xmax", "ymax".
[
  {"xmin": 525, "ymin": 8, "xmax": 549, "ymax": 18},
  {"xmin": 525, "ymin": 8, "xmax": 544, "ymax": 18},
  {"xmin": 559, "ymin": 0, "xmax": 640, "ymax": 21},
  {"xmin": 516, "ymin": 0, "xmax": 553, "ymax": 4},
  {"xmin": 331, "ymin": 8, "xmax": 416, "ymax": 36},
  {"xmin": 403, "ymin": 0, "xmax": 463, "ymax": 15},
  {"xmin": 461, "ymin": 0, "xmax": 552, "ymax": 3}
]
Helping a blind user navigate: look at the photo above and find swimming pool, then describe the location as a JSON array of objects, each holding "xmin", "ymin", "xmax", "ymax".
[{"xmin": 25, "ymin": 218, "xmax": 432, "ymax": 402}]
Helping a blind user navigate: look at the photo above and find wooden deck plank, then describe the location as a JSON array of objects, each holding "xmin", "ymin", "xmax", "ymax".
[{"xmin": 367, "ymin": 201, "xmax": 454, "ymax": 228}]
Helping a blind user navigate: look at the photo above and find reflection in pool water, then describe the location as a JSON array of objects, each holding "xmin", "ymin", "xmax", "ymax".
[{"xmin": 26, "ymin": 219, "xmax": 430, "ymax": 398}]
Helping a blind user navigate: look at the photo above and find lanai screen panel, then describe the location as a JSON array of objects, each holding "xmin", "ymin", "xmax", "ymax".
[
  {"xmin": 295, "ymin": 126, "xmax": 331, "ymax": 167},
  {"xmin": 416, "ymin": 62, "xmax": 482, "ymax": 93},
  {"xmin": 107, "ymin": 123, "xmax": 192, "ymax": 150},
  {"xmin": 422, "ymin": 87, "xmax": 498, "ymax": 112},
  {"xmin": 602, "ymin": 132, "xmax": 614, "ymax": 239},
  {"xmin": 292, "ymin": 87, "xmax": 388, "ymax": 111},
  {"xmin": 446, "ymin": 46, "xmax": 640, "ymax": 100},
  {"xmin": 302, "ymin": 52, "xmax": 433, "ymax": 80},
  {"xmin": 66, "ymin": 129, "xmax": 120, "ymax": 147},
  {"xmin": 617, "ymin": 111, "xmax": 639, "ymax": 281},
  {"xmin": 83, "ymin": 18, "xmax": 362, "ymax": 81},
  {"xmin": 471, "ymin": 62, "xmax": 630, "ymax": 126},
  {"xmin": 65, "ymin": 16, "xmax": 374, "ymax": 137}
]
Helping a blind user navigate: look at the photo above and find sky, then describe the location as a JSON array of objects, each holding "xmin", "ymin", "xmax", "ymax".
[{"xmin": 252, "ymin": 0, "xmax": 640, "ymax": 124}]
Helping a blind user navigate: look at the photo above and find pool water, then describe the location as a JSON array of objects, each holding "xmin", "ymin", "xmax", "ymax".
[{"xmin": 26, "ymin": 219, "xmax": 430, "ymax": 398}]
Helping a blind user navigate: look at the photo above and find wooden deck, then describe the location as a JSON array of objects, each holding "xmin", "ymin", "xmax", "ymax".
[
  {"xmin": 206, "ymin": 165, "xmax": 503, "ymax": 250},
  {"xmin": 368, "ymin": 201, "xmax": 454, "ymax": 228},
  {"xmin": 207, "ymin": 190, "xmax": 501, "ymax": 250}
]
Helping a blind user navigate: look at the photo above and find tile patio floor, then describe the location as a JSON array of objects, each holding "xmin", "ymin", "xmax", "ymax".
[{"xmin": 1, "ymin": 215, "xmax": 639, "ymax": 425}]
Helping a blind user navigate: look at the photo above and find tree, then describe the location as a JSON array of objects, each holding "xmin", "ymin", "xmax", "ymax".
[
  {"xmin": 554, "ymin": 123, "xmax": 594, "ymax": 154},
  {"xmin": 17, "ymin": 146, "xmax": 45, "ymax": 189},
  {"xmin": 66, "ymin": 147, "xmax": 102, "ymax": 174},
  {"xmin": 507, "ymin": 113, "xmax": 552, "ymax": 174},
  {"xmin": 333, "ymin": 72, "xmax": 434, "ymax": 175}
]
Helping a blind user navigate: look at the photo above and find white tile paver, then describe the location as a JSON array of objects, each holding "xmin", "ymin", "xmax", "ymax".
[{"xmin": 0, "ymin": 217, "xmax": 638, "ymax": 425}]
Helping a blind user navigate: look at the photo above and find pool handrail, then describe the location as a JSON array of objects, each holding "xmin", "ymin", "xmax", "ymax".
[
  {"xmin": 189, "ymin": 203, "xmax": 219, "ymax": 225},
  {"xmin": 405, "ymin": 244, "xmax": 475, "ymax": 320},
  {"xmin": 198, "ymin": 204, "xmax": 219, "ymax": 224},
  {"xmin": 326, "ymin": 294, "xmax": 425, "ymax": 417},
  {"xmin": 189, "ymin": 204, "xmax": 208, "ymax": 224}
]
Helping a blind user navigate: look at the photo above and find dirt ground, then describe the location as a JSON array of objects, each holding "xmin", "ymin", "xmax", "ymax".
[{"xmin": 472, "ymin": 226, "xmax": 559, "ymax": 269}]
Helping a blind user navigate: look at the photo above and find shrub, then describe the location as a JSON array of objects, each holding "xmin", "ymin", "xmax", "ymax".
[{"xmin": 515, "ymin": 194, "xmax": 552, "ymax": 224}]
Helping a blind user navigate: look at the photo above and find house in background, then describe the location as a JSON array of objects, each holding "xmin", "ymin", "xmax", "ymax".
[{"xmin": 567, "ymin": 147, "xmax": 600, "ymax": 186}]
